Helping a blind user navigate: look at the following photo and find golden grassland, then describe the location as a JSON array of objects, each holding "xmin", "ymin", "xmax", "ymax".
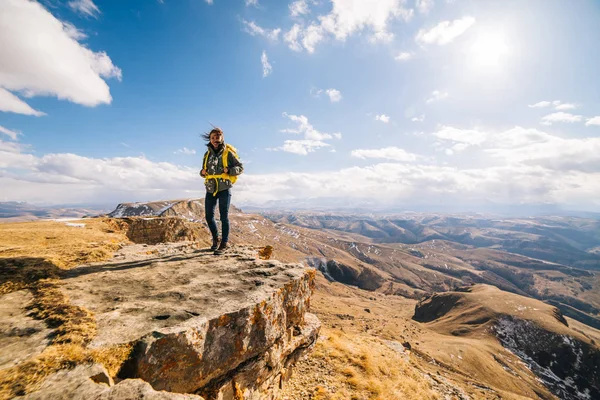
[
  {"xmin": 0, "ymin": 219, "xmax": 131, "ymax": 399},
  {"xmin": 307, "ymin": 328, "xmax": 439, "ymax": 400}
]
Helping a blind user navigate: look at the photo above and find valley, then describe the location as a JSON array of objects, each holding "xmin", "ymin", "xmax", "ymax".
[{"xmin": 1, "ymin": 200, "xmax": 599, "ymax": 399}]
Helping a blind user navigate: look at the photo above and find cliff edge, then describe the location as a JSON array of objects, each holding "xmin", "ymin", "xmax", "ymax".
[{"xmin": 1, "ymin": 244, "xmax": 319, "ymax": 400}]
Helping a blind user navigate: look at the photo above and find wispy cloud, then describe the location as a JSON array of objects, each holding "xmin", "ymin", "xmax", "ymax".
[
  {"xmin": 426, "ymin": 90, "xmax": 449, "ymax": 104},
  {"xmin": 416, "ymin": 0, "xmax": 434, "ymax": 14},
  {"xmin": 395, "ymin": 52, "xmax": 413, "ymax": 61},
  {"xmin": 528, "ymin": 101, "xmax": 552, "ymax": 108},
  {"xmin": 289, "ymin": 0, "xmax": 310, "ymax": 17},
  {"xmin": 271, "ymin": 113, "xmax": 341, "ymax": 155},
  {"xmin": 529, "ymin": 100, "xmax": 578, "ymax": 110},
  {"xmin": 174, "ymin": 147, "xmax": 196, "ymax": 155},
  {"xmin": 540, "ymin": 112, "xmax": 583, "ymax": 126},
  {"xmin": 412, "ymin": 114, "xmax": 425, "ymax": 122},
  {"xmin": 351, "ymin": 147, "xmax": 419, "ymax": 162},
  {"xmin": 0, "ymin": 125, "xmax": 20, "ymax": 141},
  {"xmin": 269, "ymin": 139, "xmax": 330, "ymax": 155},
  {"xmin": 245, "ymin": 0, "xmax": 259, "ymax": 7},
  {"xmin": 375, "ymin": 114, "xmax": 390, "ymax": 123},
  {"xmin": 242, "ymin": 20, "xmax": 281, "ymax": 41},
  {"xmin": 586, "ymin": 117, "xmax": 600, "ymax": 126},
  {"xmin": 68, "ymin": 0, "xmax": 100, "ymax": 18},
  {"xmin": 261, "ymin": 51, "xmax": 272, "ymax": 77},
  {"xmin": 416, "ymin": 16, "xmax": 475, "ymax": 46},
  {"xmin": 325, "ymin": 88, "xmax": 342, "ymax": 102},
  {"xmin": 555, "ymin": 103, "xmax": 577, "ymax": 110},
  {"xmin": 283, "ymin": 1, "xmax": 413, "ymax": 53}
]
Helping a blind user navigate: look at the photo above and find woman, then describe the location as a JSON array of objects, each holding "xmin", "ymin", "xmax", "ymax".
[{"xmin": 200, "ymin": 127, "xmax": 244, "ymax": 254}]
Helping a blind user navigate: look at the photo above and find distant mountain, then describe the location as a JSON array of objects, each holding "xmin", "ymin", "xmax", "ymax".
[
  {"xmin": 264, "ymin": 212, "xmax": 600, "ymax": 270},
  {"xmin": 107, "ymin": 198, "xmax": 242, "ymax": 220},
  {"xmin": 0, "ymin": 201, "xmax": 110, "ymax": 222}
]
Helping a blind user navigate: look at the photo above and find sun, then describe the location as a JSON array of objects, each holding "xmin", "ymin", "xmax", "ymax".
[{"xmin": 469, "ymin": 32, "xmax": 509, "ymax": 68}]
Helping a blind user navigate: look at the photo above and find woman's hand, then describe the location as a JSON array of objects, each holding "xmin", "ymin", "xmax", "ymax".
[
  {"xmin": 200, "ymin": 169, "xmax": 207, "ymax": 177},
  {"xmin": 223, "ymin": 167, "xmax": 229, "ymax": 174}
]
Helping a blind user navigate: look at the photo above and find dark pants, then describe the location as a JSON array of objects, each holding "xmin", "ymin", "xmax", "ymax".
[{"xmin": 205, "ymin": 189, "xmax": 231, "ymax": 243}]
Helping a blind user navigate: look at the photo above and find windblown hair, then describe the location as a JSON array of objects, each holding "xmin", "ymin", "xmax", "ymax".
[{"xmin": 202, "ymin": 127, "xmax": 224, "ymax": 142}]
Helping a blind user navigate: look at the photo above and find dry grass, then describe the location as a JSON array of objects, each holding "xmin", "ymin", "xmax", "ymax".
[
  {"xmin": 0, "ymin": 218, "xmax": 128, "ymax": 269},
  {"xmin": 0, "ymin": 219, "xmax": 131, "ymax": 399},
  {"xmin": 294, "ymin": 328, "xmax": 439, "ymax": 400}
]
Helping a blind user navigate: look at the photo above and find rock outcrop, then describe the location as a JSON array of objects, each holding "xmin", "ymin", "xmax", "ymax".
[
  {"xmin": 107, "ymin": 199, "xmax": 242, "ymax": 221},
  {"xmin": 20, "ymin": 246, "xmax": 319, "ymax": 400},
  {"xmin": 124, "ymin": 217, "xmax": 204, "ymax": 245}
]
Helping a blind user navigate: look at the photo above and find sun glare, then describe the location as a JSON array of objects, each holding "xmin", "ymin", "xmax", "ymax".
[{"xmin": 469, "ymin": 32, "xmax": 509, "ymax": 68}]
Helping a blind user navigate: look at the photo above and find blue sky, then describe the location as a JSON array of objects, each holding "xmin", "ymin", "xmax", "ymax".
[{"xmin": 1, "ymin": 0, "xmax": 600, "ymax": 211}]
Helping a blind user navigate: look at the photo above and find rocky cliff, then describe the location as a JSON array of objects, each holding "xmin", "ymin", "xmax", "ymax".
[
  {"xmin": 2, "ymin": 246, "xmax": 319, "ymax": 400},
  {"xmin": 107, "ymin": 199, "xmax": 243, "ymax": 221}
]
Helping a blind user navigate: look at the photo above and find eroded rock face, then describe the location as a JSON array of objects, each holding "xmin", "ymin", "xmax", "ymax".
[
  {"xmin": 125, "ymin": 217, "xmax": 204, "ymax": 244},
  {"xmin": 56, "ymin": 246, "xmax": 320, "ymax": 399}
]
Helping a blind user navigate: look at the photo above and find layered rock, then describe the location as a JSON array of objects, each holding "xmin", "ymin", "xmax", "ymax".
[
  {"xmin": 45, "ymin": 246, "xmax": 320, "ymax": 399},
  {"xmin": 125, "ymin": 217, "xmax": 204, "ymax": 244}
]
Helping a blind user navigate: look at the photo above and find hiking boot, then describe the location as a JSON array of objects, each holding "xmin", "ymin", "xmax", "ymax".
[
  {"xmin": 210, "ymin": 238, "xmax": 220, "ymax": 251},
  {"xmin": 214, "ymin": 241, "xmax": 229, "ymax": 255}
]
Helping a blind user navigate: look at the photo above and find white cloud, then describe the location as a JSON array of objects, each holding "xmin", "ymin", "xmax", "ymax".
[
  {"xmin": 68, "ymin": 0, "xmax": 100, "ymax": 18},
  {"xmin": 261, "ymin": 51, "xmax": 272, "ymax": 77},
  {"xmin": 290, "ymin": 0, "xmax": 310, "ymax": 17},
  {"xmin": 529, "ymin": 100, "xmax": 578, "ymax": 111},
  {"xmin": 540, "ymin": 112, "xmax": 583, "ymax": 126},
  {"xmin": 321, "ymin": 0, "xmax": 413, "ymax": 43},
  {"xmin": 412, "ymin": 114, "xmax": 425, "ymax": 122},
  {"xmin": 554, "ymin": 103, "xmax": 577, "ymax": 110},
  {"xmin": 395, "ymin": 51, "xmax": 413, "ymax": 61},
  {"xmin": 242, "ymin": 20, "xmax": 281, "ymax": 41},
  {"xmin": 375, "ymin": 114, "xmax": 390, "ymax": 123},
  {"xmin": 283, "ymin": 0, "xmax": 413, "ymax": 53},
  {"xmin": 233, "ymin": 163, "xmax": 600, "ymax": 209},
  {"xmin": 0, "ymin": 125, "xmax": 20, "ymax": 141},
  {"xmin": 351, "ymin": 147, "xmax": 419, "ymax": 162},
  {"xmin": 284, "ymin": 24, "xmax": 303, "ymax": 52},
  {"xmin": 174, "ymin": 148, "xmax": 196, "ymax": 155},
  {"xmin": 586, "ymin": 117, "xmax": 600, "ymax": 126},
  {"xmin": 416, "ymin": 16, "xmax": 475, "ymax": 46},
  {"xmin": 62, "ymin": 22, "xmax": 87, "ymax": 40},
  {"xmin": 246, "ymin": 0, "xmax": 259, "ymax": 7},
  {"xmin": 0, "ymin": 88, "xmax": 45, "ymax": 116},
  {"xmin": 302, "ymin": 24, "xmax": 325, "ymax": 53},
  {"xmin": 416, "ymin": 0, "xmax": 434, "ymax": 14},
  {"xmin": 281, "ymin": 113, "xmax": 340, "ymax": 141},
  {"xmin": 528, "ymin": 101, "xmax": 551, "ymax": 108},
  {"xmin": 0, "ymin": 0, "xmax": 121, "ymax": 112},
  {"xmin": 284, "ymin": 23, "xmax": 326, "ymax": 54},
  {"xmin": 273, "ymin": 113, "xmax": 341, "ymax": 155},
  {"xmin": 431, "ymin": 125, "xmax": 600, "ymax": 174},
  {"xmin": 432, "ymin": 126, "xmax": 487, "ymax": 152},
  {"xmin": 271, "ymin": 139, "xmax": 330, "ymax": 155},
  {"xmin": 3, "ymin": 130, "xmax": 600, "ymax": 209},
  {"xmin": 426, "ymin": 90, "xmax": 448, "ymax": 103},
  {"xmin": 205, "ymin": 0, "xmax": 213, "ymax": 4},
  {"xmin": 325, "ymin": 88, "xmax": 342, "ymax": 102}
]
